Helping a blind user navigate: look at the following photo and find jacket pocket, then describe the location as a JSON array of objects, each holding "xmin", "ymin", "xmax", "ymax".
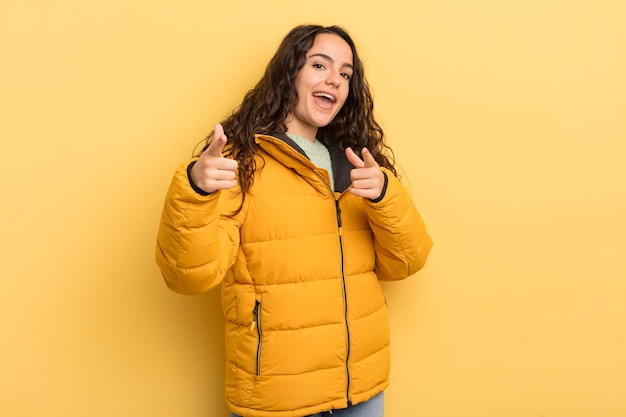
[{"xmin": 251, "ymin": 299, "xmax": 262, "ymax": 376}]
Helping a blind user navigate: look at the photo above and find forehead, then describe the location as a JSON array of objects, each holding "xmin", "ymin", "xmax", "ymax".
[{"xmin": 307, "ymin": 33, "xmax": 353, "ymax": 66}]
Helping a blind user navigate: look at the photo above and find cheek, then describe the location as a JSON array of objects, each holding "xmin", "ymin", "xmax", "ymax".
[
  {"xmin": 297, "ymin": 69, "xmax": 318, "ymax": 87},
  {"xmin": 294, "ymin": 72, "xmax": 308, "ymax": 93}
]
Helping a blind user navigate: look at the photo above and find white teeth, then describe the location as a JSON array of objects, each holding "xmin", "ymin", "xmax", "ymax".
[{"xmin": 314, "ymin": 93, "xmax": 335, "ymax": 102}]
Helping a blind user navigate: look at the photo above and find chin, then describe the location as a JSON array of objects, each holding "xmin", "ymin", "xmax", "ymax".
[{"xmin": 315, "ymin": 116, "xmax": 337, "ymax": 128}]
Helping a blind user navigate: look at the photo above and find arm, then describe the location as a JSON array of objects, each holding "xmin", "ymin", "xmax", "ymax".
[
  {"xmin": 155, "ymin": 160, "xmax": 243, "ymax": 294},
  {"xmin": 156, "ymin": 123, "xmax": 241, "ymax": 294},
  {"xmin": 364, "ymin": 168, "xmax": 432, "ymax": 281},
  {"xmin": 344, "ymin": 147, "xmax": 432, "ymax": 280}
]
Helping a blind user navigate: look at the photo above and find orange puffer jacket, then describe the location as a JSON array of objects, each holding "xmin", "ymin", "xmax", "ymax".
[{"xmin": 156, "ymin": 133, "xmax": 432, "ymax": 417}]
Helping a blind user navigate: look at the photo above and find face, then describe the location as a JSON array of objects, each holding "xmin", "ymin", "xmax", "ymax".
[{"xmin": 286, "ymin": 33, "xmax": 354, "ymax": 141}]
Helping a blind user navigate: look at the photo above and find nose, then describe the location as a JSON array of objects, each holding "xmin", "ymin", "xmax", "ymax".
[{"xmin": 326, "ymin": 70, "xmax": 341, "ymax": 87}]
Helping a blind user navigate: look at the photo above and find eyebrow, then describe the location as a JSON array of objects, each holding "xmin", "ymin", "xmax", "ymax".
[{"xmin": 308, "ymin": 53, "xmax": 354, "ymax": 70}]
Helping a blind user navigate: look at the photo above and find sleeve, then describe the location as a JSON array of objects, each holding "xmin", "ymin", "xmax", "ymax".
[
  {"xmin": 364, "ymin": 168, "xmax": 433, "ymax": 281},
  {"xmin": 155, "ymin": 159, "xmax": 243, "ymax": 295}
]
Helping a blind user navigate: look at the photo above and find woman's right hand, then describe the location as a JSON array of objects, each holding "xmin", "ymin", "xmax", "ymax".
[{"xmin": 190, "ymin": 123, "xmax": 239, "ymax": 193}]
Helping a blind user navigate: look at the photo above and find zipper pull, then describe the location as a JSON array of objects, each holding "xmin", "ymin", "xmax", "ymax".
[
  {"xmin": 251, "ymin": 300, "xmax": 260, "ymax": 331},
  {"xmin": 335, "ymin": 199, "xmax": 343, "ymax": 236},
  {"xmin": 335, "ymin": 200, "xmax": 342, "ymax": 227}
]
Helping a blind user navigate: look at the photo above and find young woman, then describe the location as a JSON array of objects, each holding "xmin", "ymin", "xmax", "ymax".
[{"xmin": 156, "ymin": 24, "xmax": 432, "ymax": 417}]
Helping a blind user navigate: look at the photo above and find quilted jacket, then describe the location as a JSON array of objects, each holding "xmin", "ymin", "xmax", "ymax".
[{"xmin": 155, "ymin": 133, "xmax": 432, "ymax": 417}]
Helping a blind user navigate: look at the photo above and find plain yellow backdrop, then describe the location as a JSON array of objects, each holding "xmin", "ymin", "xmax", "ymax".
[{"xmin": 1, "ymin": 1, "xmax": 625, "ymax": 416}]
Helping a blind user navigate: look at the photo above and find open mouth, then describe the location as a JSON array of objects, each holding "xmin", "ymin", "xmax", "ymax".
[{"xmin": 313, "ymin": 92, "xmax": 336, "ymax": 109}]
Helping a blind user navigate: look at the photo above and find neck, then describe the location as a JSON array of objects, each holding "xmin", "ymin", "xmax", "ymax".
[{"xmin": 285, "ymin": 116, "xmax": 318, "ymax": 142}]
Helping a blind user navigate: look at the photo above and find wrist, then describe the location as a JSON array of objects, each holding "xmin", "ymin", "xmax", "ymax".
[{"xmin": 187, "ymin": 161, "xmax": 211, "ymax": 196}]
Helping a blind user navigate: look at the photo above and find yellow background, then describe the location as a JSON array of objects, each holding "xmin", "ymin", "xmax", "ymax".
[{"xmin": 1, "ymin": 1, "xmax": 624, "ymax": 416}]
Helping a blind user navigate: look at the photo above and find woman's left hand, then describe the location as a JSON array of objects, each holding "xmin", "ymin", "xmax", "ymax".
[{"xmin": 345, "ymin": 147, "xmax": 385, "ymax": 200}]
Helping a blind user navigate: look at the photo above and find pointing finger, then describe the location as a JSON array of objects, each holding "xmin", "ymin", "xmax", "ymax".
[
  {"xmin": 205, "ymin": 123, "xmax": 227, "ymax": 158},
  {"xmin": 361, "ymin": 147, "xmax": 379, "ymax": 168},
  {"xmin": 345, "ymin": 147, "xmax": 365, "ymax": 168}
]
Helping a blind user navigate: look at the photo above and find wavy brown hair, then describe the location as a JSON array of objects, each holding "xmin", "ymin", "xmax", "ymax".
[{"xmin": 197, "ymin": 24, "xmax": 396, "ymax": 199}]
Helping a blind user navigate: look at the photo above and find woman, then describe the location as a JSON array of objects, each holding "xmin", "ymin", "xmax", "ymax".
[{"xmin": 156, "ymin": 24, "xmax": 432, "ymax": 417}]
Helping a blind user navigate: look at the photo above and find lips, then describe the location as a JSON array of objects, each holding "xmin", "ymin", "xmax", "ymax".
[{"xmin": 313, "ymin": 92, "xmax": 336, "ymax": 109}]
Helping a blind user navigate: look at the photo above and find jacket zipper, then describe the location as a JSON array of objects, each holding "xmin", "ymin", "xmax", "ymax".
[
  {"xmin": 313, "ymin": 169, "xmax": 352, "ymax": 405},
  {"xmin": 335, "ymin": 198, "xmax": 351, "ymax": 406},
  {"xmin": 251, "ymin": 300, "xmax": 262, "ymax": 376}
]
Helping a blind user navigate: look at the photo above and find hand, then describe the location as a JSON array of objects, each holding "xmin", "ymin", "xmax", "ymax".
[
  {"xmin": 190, "ymin": 123, "xmax": 238, "ymax": 193},
  {"xmin": 345, "ymin": 147, "xmax": 385, "ymax": 200}
]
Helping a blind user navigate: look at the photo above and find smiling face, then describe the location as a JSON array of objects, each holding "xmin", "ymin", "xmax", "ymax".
[{"xmin": 286, "ymin": 33, "xmax": 354, "ymax": 141}]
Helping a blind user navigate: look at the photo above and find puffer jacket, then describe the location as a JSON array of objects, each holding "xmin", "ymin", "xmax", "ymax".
[{"xmin": 156, "ymin": 133, "xmax": 432, "ymax": 417}]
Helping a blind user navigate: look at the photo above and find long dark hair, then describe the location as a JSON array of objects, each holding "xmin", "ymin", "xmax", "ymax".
[{"xmin": 198, "ymin": 24, "xmax": 396, "ymax": 198}]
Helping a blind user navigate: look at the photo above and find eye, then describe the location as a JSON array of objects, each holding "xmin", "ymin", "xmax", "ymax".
[
  {"xmin": 341, "ymin": 72, "xmax": 352, "ymax": 80},
  {"xmin": 313, "ymin": 63, "xmax": 325, "ymax": 70}
]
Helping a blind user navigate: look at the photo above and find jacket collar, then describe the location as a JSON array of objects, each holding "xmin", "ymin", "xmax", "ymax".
[{"xmin": 255, "ymin": 132, "xmax": 352, "ymax": 193}]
